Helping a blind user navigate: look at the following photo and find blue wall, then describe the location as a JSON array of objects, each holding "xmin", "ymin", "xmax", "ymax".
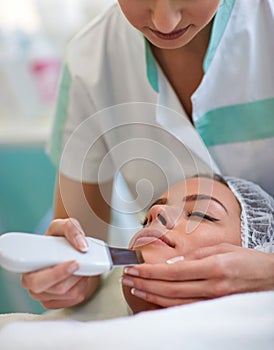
[{"xmin": 0, "ymin": 146, "xmax": 56, "ymax": 313}]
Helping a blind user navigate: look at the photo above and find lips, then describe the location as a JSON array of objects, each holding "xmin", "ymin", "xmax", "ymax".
[
  {"xmin": 149, "ymin": 25, "xmax": 190, "ymax": 40},
  {"xmin": 131, "ymin": 228, "xmax": 175, "ymax": 249}
]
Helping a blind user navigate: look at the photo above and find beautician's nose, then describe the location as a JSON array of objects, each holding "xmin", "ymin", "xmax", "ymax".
[
  {"xmin": 149, "ymin": 205, "xmax": 176, "ymax": 229},
  {"xmin": 151, "ymin": 0, "xmax": 182, "ymax": 33}
]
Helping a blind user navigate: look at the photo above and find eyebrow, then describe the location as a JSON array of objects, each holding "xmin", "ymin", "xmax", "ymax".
[
  {"xmin": 182, "ymin": 194, "xmax": 228, "ymax": 213},
  {"xmin": 148, "ymin": 198, "xmax": 167, "ymax": 209},
  {"xmin": 149, "ymin": 194, "xmax": 228, "ymax": 214}
]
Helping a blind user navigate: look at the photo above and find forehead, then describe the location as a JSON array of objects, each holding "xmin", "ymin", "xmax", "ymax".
[{"xmin": 162, "ymin": 177, "xmax": 240, "ymax": 213}]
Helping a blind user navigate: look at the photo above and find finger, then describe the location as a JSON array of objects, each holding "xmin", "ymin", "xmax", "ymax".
[
  {"xmin": 45, "ymin": 275, "xmax": 82, "ymax": 295},
  {"xmin": 122, "ymin": 275, "xmax": 213, "ymax": 298},
  {"xmin": 40, "ymin": 278, "xmax": 90, "ymax": 309},
  {"xmin": 124, "ymin": 258, "xmax": 220, "ymax": 281},
  {"xmin": 42, "ymin": 298, "xmax": 82, "ymax": 310},
  {"xmin": 186, "ymin": 243, "xmax": 240, "ymax": 260},
  {"xmin": 29, "ymin": 277, "xmax": 87, "ymax": 302},
  {"xmin": 46, "ymin": 218, "xmax": 88, "ymax": 252},
  {"xmin": 131, "ymin": 288, "xmax": 207, "ymax": 308},
  {"xmin": 21, "ymin": 261, "xmax": 79, "ymax": 294}
]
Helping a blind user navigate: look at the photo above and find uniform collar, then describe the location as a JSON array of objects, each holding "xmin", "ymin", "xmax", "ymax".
[
  {"xmin": 144, "ymin": 38, "xmax": 159, "ymax": 93},
  {"xmin": 144, "ymin": 0, "xmax": 236, "ymax": 91},
  {"xmin": 203, "ymin": 0, "xmax": 236, "ymax": 72}
]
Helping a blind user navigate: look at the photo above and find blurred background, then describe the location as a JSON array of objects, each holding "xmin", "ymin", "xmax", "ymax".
[{"xmin": 0, "ymin": 0, "xmax": 116, "ymax": 314}]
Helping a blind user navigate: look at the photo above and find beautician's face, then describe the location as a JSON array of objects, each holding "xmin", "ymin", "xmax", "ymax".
[
  {"xmin": 117, "ymin": 0, "xmax": 221, "ymax": 49},
  {"xmin": 123, "ymin": 177, "xmax": 241, "ymax": 313}
]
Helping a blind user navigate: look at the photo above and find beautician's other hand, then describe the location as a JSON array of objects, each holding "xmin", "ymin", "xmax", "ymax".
[
  {"xmin": 122, "ymin": 243, "xmax": 274, "ymax": 308},
  {"xmin": 21, "ymin": 218, "xmax": 100, "ymax": 309}
]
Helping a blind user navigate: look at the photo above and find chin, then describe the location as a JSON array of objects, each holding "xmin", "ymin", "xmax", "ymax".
[
  {"xmin": 122, "ymin": 285, "xmax": 162, "ymax": 314},
  {"xmin": 122, "ymin": 245, "xmax": 172, "ymax": 313},
  {"xmin": 132, "ymin": 245, "xmax": 173, "ymax": 264}
]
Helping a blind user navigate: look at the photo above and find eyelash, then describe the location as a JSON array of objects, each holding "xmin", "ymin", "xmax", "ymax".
[
  {"xmin": 141, "ymin": 211, "xmax": 219, "ymax": 227},
  {"xmin": 187, "ymin": 212, "xmax": 219, "ymax": 222}
]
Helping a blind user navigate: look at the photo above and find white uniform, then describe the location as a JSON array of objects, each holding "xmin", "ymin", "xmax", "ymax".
[{"xmin": 48, "ymin": 0, "xmax": 274, "ymax": 203}]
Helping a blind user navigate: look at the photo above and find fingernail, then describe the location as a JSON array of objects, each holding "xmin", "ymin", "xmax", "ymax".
[
  {"xmin": 131, "ymin": 288, "xmax": 146, "ymax": 299},
  {"xmin": 75, "ymin": 235, "xmax": 89, "ymax": 252},
  {"xmin": 124, "ymin": 267, "xmax": 139, "ymax": 276},
  {"xmin": 166, "ymin": 256, "xmax": 184, "ymax": 264},
  {"xmin": 67, "ymin": 262, "xmax": 79, "ymax": 274},
  {"xmin": 120, "ymin": 277, "xmax": 134, "ymax": 287}
]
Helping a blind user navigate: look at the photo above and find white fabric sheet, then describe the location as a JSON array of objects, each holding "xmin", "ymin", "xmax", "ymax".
[{"xmin": 0, "ymin": 291, "xmax": 274, "ymax": 350}]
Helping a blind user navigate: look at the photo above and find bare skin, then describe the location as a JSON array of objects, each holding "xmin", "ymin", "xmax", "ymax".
[
  {"xmin": 21, "ymin": 0, "xmax": 222, "ymax": 310},
  {"xmin": 121, "ymin": 178, "xmax": 274, "ymax": 313},
  {"xmin": 122, "ymin": 177, "xmax": 240, "ymax": 312},
  {"xmin": 21, "ymin": 1, "xmax": 274, "ymax": 310},
  {"xmin": 118, "ymin": 0, "xmax": 220, "ymax": 118},
  {"xmin": 122, "ymin": 244, "xmax": 274, "ymax": 311},
  {"xmin": 21, "ymin": 174, "xmax": 112, "ymax": 309},
  {"xmin": 151, "ymin": 21, "xmax": 212, "ymax": 118}
]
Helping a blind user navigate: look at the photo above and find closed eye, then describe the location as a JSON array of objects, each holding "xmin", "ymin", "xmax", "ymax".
[{"xmin": 188, "ymin": 212, "xmax": 220, "ymax": 222}]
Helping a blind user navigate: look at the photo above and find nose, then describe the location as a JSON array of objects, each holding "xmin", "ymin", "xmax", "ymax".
[
  {"xmin": 149, "ymin": 205, "xmax": 180, "ymax": 229},
  {"xmin": 151, "ymin": 0, "xmax": 182, "ymax": 33}
]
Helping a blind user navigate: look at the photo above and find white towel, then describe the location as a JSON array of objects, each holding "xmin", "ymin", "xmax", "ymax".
[{"xmin": 0, "ymin": 291, "xmax": 274, "ymax": 350}]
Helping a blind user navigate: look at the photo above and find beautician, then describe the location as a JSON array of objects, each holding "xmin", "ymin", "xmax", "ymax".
[{"xmin": 22, "ymin": 0, "xmax": 274, "ymax": 309}]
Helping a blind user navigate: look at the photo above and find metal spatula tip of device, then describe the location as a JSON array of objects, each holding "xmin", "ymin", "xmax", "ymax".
[{"xmin": 109, "ymin": 247, "xmax": 144, "ymax": 266}]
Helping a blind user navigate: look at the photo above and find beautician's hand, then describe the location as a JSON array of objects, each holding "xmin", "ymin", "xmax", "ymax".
[
  {"xmin": 21, "ymin": 218, "xmax": 100, "ymax": 309},
  {"xmin": 122, "ymin": 243, "xmax": 274, "ymax": 308}
]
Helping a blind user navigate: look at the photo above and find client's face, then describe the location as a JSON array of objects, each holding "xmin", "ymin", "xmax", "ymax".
[{"xmin": 122, "ymin": 177, "xmax": 242, "ymax": 313}]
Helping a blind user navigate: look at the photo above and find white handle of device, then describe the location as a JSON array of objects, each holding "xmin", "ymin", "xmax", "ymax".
[{"xmin": 0, "ymin": 232, "xmax": 111, "ymax": 276}]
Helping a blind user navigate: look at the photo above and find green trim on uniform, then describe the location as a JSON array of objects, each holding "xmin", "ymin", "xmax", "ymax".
[
  {"xmin": 195, "ymin": 97, "xmax": 274, "ymax": 147},
  {"xmin": 144, "ymin": 0, "xmax": 236, "ymax": 91},
  {"xmin": 203, "ymin": 0, "xmax": 236, "ymax": 72},
  {"xmin": 144, "ymin": 38, "xmax": 159, "ymax": 93},
  {"xmin": 48, "ymin": 64, "xmax": 71, "ymax": 167}
]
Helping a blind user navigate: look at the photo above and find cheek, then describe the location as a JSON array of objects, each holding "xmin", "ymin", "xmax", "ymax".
[
  {"xmin": 184, "ymin": 230, "xmax": 222, "ymax": 250},
  {"xmin": 118, "ymin": 1, "xmax": 146, "ymax": 31},
  {"xmin": 176, "ymin": 223, "xmax": 239, "ymax": 253},
  {"xmin": 188, "ymin": 226, "xmax": 241, "ymax": 249},
  {"xmin": 189, "ymin": 0, "xmax": 220, "ymax": 26},
  {"xmin": 227, "ymin": 216, "xmax": 242, "ymax": 246},
  {"xmin": 137, "ymin": 245, "xmax": 175, "ymax": 264}
]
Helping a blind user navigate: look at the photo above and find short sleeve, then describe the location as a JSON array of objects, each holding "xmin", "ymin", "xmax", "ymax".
[{"xmin": 47, "ymin": 62, "xmax": 112, "ymax": 183}]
